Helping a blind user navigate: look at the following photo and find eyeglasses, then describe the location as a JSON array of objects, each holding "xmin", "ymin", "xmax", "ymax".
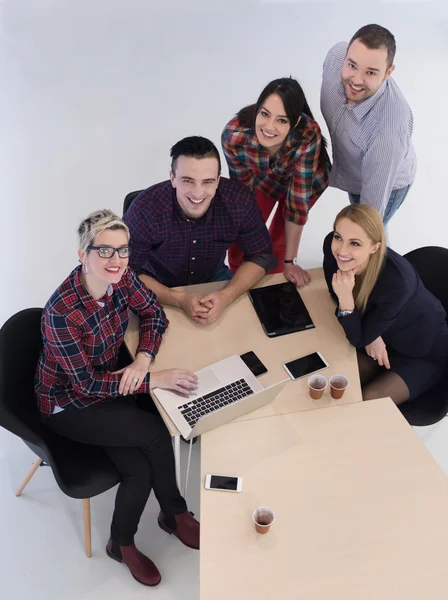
[{"xmin": 87, "ymin": 246, "xmax": 131, "ymax": 259}]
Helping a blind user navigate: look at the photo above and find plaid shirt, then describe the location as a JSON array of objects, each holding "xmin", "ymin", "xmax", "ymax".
[
  {"xmin": 123, "ymin": 178, "xmax": 275, "ymax": 287},
  {"xmin": 34, "ymin": 266, "xmax": 168, "ymax": 418},
  {"xmin": 221, "ymin": 115, "xmax": 330, "ymax": 226}
]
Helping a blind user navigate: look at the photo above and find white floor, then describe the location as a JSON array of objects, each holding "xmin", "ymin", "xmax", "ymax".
[
  {"xmin": 2, "ymin": 419, "xmax": 448, "ymax": 600},
  {"xmin": 2, "ymin": 0, "xmax": 448, "ymax": 598},
  {"xmin": 0, "ymin": 426, "xmax": 201, "ymax": 599}
]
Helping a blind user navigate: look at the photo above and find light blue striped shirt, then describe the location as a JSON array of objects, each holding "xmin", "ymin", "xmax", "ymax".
[{"xmin": 320, "ymin": 42, "xmax": 416, "ymax": 215}]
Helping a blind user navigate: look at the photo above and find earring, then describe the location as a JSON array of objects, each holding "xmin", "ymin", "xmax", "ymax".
[{"xmin": 83, "ymin": 263, "xmax": 88, "ymax": 274}]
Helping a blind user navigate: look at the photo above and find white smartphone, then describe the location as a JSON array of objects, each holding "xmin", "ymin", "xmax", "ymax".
[
  {"xmin": 283, "ymin": 352, "xmax": 329, "ymax": 381},
  {"xmin": 204, "ymin": 474, "xmax": 243, "ymax": 493}
]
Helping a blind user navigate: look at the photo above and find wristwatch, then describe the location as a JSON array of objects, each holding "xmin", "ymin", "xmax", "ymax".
[
  {"xmin": 337, "ymin": 309, "xmax": 354, "ymax": 318},
  {"xmin": 284, "ymin": 257, "xmax": 299, "ymax": 266},
  {"xmin": 139, "ymin": 351, "xmax": 152, "ymax": 360}
]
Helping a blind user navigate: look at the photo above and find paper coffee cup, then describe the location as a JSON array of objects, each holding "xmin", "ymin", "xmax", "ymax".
[
  {"xmin": 252, "ymin": 507, "xmax": 275, "ymax": 534},
  {"xmin": 329, "ymin": 375, "xmax": 349, "ymax": 399},
  {"xmin": 308, "ymin": 375, "xmax": 328, "ymax": 400}
]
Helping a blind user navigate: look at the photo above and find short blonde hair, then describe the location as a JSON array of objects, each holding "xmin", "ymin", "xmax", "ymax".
[
  {"xmin": 78, "ymin": 209, "xmax": 130, "ymax": 253},
  {"xmin": 333, "ymin": 204, "xmax": 386, "ymax": 313}
]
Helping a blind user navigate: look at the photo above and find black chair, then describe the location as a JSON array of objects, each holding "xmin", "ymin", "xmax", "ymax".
[
  {"xmin": 398, "ymin": 247, "xmax": 448, "ymax": 426},
  {"xmin": 0, "ymin": 308, "xmax": 121, "ymax": 557},
  {"xmin": 123, "ymin": 190, "xmax": 144, "ymax": 216},
  {"xmin": 404, "ymin": 246, "xmax": 448, "ymax": 314}
]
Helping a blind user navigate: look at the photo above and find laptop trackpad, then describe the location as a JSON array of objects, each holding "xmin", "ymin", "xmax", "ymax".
[{"xmin": 192, "ymin": 369, "xmax": 220, "ymax": 395}]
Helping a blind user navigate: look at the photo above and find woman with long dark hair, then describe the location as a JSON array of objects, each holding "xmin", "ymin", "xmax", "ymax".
[{"xmin": 222, "ymin": 77, "xmax": 331, "ymax": 287}]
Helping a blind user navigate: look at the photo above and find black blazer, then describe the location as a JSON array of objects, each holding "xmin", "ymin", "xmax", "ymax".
[{"xmin": 323, "ymin": 232, "xmax": 447, "ymax": 358}]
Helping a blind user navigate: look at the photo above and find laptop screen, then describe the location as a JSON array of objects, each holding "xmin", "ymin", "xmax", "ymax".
[{"xmin": 248, "ymin": 281, "xmax": 314, "ymax": 337}]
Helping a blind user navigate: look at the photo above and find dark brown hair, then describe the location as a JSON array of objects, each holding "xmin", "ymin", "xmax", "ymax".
[
  {"xmin": 237, "ymin": 77, "xmax": 314, "ymax": 130},
  {"xmin": 170, "ymin": 136, "xmax": 221, "ymax": 175},
  {"xmin": 349, "ymin": 24, "xmax": 396, "ymax": 69},
  {"xmin": 237, "ymin": 77, "xmax": 328, "ymax": 159}
]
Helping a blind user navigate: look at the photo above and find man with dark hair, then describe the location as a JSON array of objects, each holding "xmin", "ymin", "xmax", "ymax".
[
  {"xmin": 124, "ymin": 136, "xmax": 277, "ymax": 325},
  {"xmin": 321, "ymin": 24, "xmax": 416, "ymax": 224},
  {"xmin": 171, "ymin": 136, "xmax": 222, "ymax": 175}
]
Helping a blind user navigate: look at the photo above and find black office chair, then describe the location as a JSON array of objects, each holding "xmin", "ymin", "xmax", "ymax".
[
  {"xmin": 0, "ymin": 308, "xmax": 121, "ymax": 557},
  {"xmin": 404, "ymin": 246, "xmax": 448, "ymax": 314},
  {"xmin": 123, "ymin": 190, "xmax": 144, "ymax": 216},
  {"xmin": 398, "ymin": 247, "xmax": 448, "ymax": 426}
]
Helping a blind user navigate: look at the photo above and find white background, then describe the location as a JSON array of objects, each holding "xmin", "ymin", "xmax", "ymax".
[{"xmin": 2, "ymin": 0, "xmax": 448, "ymax": 326}]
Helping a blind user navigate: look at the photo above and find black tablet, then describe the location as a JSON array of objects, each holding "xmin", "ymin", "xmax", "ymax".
[{"xmin": 248, "ymin": 281, "xmax": 315, "ymax": 338}]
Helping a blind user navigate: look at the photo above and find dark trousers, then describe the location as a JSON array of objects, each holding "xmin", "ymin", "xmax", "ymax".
[{"xmin": 46, "ymin": 395, "xmax": 187, "ymax": 546}]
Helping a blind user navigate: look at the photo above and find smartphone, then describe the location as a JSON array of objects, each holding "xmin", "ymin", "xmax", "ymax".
[
  {"xmin": 204, "ymin": 474, "xmax": 243, "ymax": 493},
  {"xmin": 283, "ymin": 352, "xmax": 329, "ymax": 381},
  {"xmin": 240, "ymin": 351, "xmax": 268, "ymax": 377}
]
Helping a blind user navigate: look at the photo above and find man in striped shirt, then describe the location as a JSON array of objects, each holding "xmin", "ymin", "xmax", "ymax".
[{"xmin": 320, "ymin": 24, "xmax": 416, "ymax": 224}]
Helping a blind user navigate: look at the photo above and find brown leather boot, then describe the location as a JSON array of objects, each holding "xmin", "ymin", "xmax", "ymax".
[
  {"xmin": 106, "ymin": 539, "xmax": 161, "ymax": 586},
  {"xmin": 158, "ymin": 511, "xmax": 200, "ymax": 550}
]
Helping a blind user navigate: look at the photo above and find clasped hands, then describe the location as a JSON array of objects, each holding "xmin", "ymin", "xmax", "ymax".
[{"xmin": 179, "ymin": 290, "xmax": 229, "ymax": 325}]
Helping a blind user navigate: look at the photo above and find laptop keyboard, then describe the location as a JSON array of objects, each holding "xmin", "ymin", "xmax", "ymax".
[{"xmin": 179, "ymin": 378, "xmax": 253, "ymax": 428}]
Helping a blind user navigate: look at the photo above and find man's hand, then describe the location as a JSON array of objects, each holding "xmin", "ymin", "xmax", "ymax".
[
  {"xmin": 283, "ymin": 263, "xmax": 311, "ymax": 287},
  {"xmin": 365, "ymin": 336, "xmax": 390, "ymax": 369},
  {"xmin": 178, "ymin": 292, "xmax": 210, "ymax": 321},
  {"xmin": 194, "ymin": 290, "xmax": 230, "ymax": 325}
]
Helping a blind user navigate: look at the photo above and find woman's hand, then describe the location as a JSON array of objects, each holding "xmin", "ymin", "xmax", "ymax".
[
  {"xmin": 332, "ymin": 269, "xmax": 356, "ymax": 307},
  {"xmin": 112, "ymin": 353, "xmax": 151, "ymax": 396},
  {"xmin": 150, "ymin": 369, "xmax": 199, "ymax": 395},
  {"xmin": 283, "ymin": 263, "xmax": 311, "ymax": 287},
  {"xmin": 365, "ymin": 336, "xmax": 390, "ymax": 369}
]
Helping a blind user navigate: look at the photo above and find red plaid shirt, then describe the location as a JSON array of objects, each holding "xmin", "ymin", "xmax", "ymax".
[
  {"xmin": 221, "ymin": 115, "xmax": 330, "ymax": 226},
  {"xmin": 34, "ymin": 266, "xmax": 168, "ymax": 418}
]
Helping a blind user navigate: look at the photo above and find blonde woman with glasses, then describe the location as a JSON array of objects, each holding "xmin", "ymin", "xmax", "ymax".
[
  {"xmin": 35, "ymin": 209, "xmax": 199, "ymax": 587},
  {"xmin": 323, "ymin": 204, "xmax": 448, "ymax": 405}
]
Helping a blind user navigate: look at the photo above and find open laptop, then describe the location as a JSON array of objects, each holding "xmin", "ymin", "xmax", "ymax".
[{"xmin": 152, "ymin": 355, "xmax": 289, "ymax": 440}]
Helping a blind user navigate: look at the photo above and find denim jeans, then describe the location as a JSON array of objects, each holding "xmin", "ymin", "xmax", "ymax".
[
  {"xmin": 207, "ymin": 266, "xmax": 234, "ymax": 282},
  {"xmin": 348, "ymin": 185, "xmax": 411, "ymax": 226}
]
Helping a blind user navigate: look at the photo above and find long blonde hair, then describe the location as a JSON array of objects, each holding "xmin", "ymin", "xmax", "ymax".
[{"xmin": 334, "ymin": 205, "xmax": 386, "ymax": 313}]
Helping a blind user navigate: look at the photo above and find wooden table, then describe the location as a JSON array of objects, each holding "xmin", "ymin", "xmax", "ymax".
[
  {"xmin": 124, "ymin": 269, "xmax": 362, "ymax": 437},
  {"xmin": 200, "ymin": 398, "xmax": 448, "ymax": 599}
]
